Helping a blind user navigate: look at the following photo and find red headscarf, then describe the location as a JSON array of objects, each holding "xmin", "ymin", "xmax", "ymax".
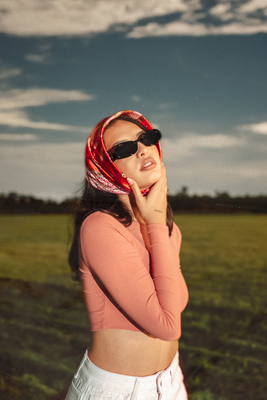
[{"xmin": 85, "ymin": 110, "xmax": 162, "ymax": 194}]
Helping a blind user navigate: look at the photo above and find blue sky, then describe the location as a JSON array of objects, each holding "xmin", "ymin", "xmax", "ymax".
[{"xmin": 0, "ymin": 0, "xmax": 267, "ymax": 200}]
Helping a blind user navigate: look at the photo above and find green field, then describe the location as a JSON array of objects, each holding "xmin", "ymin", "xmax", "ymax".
[{"xmin": 0, "ymin": 214, "xmax": 266, "ymax": 400}]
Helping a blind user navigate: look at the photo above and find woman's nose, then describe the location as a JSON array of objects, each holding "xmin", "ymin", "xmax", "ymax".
[{"xmin": 136, "ymin": 142, "xmax": 147, "ymax": 157}]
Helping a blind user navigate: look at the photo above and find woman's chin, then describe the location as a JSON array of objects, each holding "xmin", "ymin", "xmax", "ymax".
[
  {"xmin": 134, "ymin": 170, "xmax": 162, "ymax": 191},
  {"xmin": 139, "ymin": 179, "xmax": 158, "ymax": 192}
]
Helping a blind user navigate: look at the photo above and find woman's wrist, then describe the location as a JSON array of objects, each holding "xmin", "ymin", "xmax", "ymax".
[{"xmin": 144, "ymin": 209, "xmax": 166, "ymax": 225}]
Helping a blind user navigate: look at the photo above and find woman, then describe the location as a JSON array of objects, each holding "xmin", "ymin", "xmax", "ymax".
[{"xmin": 66, "ymin": 110, "xmax": 189, "ymax": 400}]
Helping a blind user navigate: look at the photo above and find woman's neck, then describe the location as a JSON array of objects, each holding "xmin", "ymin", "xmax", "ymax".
[{"xmin": 118, "ymin": 194, "xmax": 137, "ymax": 221}]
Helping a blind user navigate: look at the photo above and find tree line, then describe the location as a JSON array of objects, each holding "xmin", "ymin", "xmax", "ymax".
[{"xmin": 1, "ymin": 189, "xmax": 266, "ymax": 214}]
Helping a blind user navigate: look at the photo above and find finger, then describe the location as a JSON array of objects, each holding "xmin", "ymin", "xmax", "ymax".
[{"xmin": 127, "ymin": 178, "xmax": 143, "ymax": 203}]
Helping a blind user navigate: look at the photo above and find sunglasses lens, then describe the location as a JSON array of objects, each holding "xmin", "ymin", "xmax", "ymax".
[
  {"xmin": 140, "ymin": 129, "xmax": 161, "ymax": 146},
  {"xmin": 113, "ymin": 142, "xmax": 137, "ymax": 160}
]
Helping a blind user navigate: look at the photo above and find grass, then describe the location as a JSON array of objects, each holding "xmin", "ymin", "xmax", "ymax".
[
  {"xmin": 175, "ymin": 214, "xmax": 267, "ymax": 399},
  {"xmin": 0, "ymin": 215, "xmax": 72, "ymax": 285},
  {"xmin": 0, "ymin": 214, "xmax": 266, "ymax": 399},
  {"xmin": 175, "ymin": 214, "xmax": 267, "ymax": 312}
]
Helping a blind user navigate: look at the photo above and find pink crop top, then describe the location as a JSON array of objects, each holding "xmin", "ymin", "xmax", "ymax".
[{"xmin": 79, "ymin": 212, "xmax": 189, "ymax": 341}]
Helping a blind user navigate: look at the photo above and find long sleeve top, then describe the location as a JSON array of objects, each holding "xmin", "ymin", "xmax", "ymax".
[{"xmin": 79, "ymin": 211, "xmax": 188, "ymax": 341}]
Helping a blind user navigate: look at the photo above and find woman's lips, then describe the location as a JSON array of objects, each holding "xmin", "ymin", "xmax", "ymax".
[{"xmin": 140, "ymin": 157, "xmax": 156, "ymax": 171}]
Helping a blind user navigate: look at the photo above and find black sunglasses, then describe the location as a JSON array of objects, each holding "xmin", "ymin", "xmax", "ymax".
[{"xmin": 107, "ymin": 129, "xmax": 161, "ymax": 161}]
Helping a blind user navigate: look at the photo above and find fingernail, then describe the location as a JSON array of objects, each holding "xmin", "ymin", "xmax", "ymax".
[{"xmin": 127, "ymin": 178, "xmax": 134, "ymax": 185}]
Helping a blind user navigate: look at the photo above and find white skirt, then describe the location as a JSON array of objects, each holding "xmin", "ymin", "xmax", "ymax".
[{"xmin": 65, "ymin": 350, "xmax": 188, "ymax": 400}]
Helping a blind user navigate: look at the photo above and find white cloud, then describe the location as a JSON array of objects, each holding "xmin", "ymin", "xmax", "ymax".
[
  {"xmin": 161, "ymin": 133, "xmax": 242, "ymax": 160},
  {"xmin": 161, "ymin": 134, "xmax": 266, "ymax": 196},
  {"xmin": 128, "ymin": 21, "xmax": 206, "ymax": 38},
  {"xmin": 0, "ymin": 87, "xmax": 93, "ymax": 131},
  {"xmin": 214, "ymin": 21, "xmax": 267, "ymax": 35},
  {"xmin": 238, "ymin": 0, "xmax": 267, "ymax": 14},
  {"xmin": 188, "ymin": 134, "xmax": 242, "ymax": 148},
  {"xmin": 0, "ymin": 0, "xmax": 266, "ymax": 38},
  {"xmin": 25, "ymin": 53, "xmax": 50, "ymax": 63},
  {"xmin": 209, "ymin": 3, "xmax": 234, "ymax": 21},
  {"xmin": 239, "ymin": 121, "xmax": 267, "ymax": 135},
  {"xmin": 209, "ymin": 3, "xmax": 232, "ymax": 16},
  {"xmin": 0, "ymin": 87, "xmax": 92, "ymax": 110},
  {"xmin": 0, "ymin": 141, "xmax": 85, "ymax": 200},
  {"xmin": 0, "ymin": 133, "xmax": 38, "ymax": 141},
  {"xmin": 0, "ymin": 142, "xmax": 84, "ymax": 170},
  {"xmin": 166, "ymin": 157, "xmax": 267, "ymax": 196},
  {"xmin": 0, "ymin": 67, "xmax": 22, "ymax": 80},
  {"xmin": 132, "ymin": 95, "xmax": 141, "ymax": 102},
  {"xmin": 0, "ymin": 109, "xmax": 88, "ymax": 131},
  {"xmin": 25, "ymin": 41, "xmax": 53, "ymax": 63},
  {"xmin": 127, "ymin": 19, "xmax": 267, "ymax": 38},
  {"xmin": 127, "ymin": 0, "xmax": 267, "ymax": 38},
  {"xmin": 0, "ymin": 0, "xmax": 188, "ymax": 37}
]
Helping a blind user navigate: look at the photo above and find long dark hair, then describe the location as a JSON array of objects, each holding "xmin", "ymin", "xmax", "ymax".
[{"xmin": 68, "ymin": 115, "xmax": 173, "ymax": 280}]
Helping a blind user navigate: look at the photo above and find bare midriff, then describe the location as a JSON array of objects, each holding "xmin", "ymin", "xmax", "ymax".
[{"xmin": 88, "ymin": 329, "xmax": 179, "ymax": 376}]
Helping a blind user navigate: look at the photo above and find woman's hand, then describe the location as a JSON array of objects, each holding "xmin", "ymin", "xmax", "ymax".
[{"xmin": 127, "ymin": 163, "xmax": 167, "ymax": 225}]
